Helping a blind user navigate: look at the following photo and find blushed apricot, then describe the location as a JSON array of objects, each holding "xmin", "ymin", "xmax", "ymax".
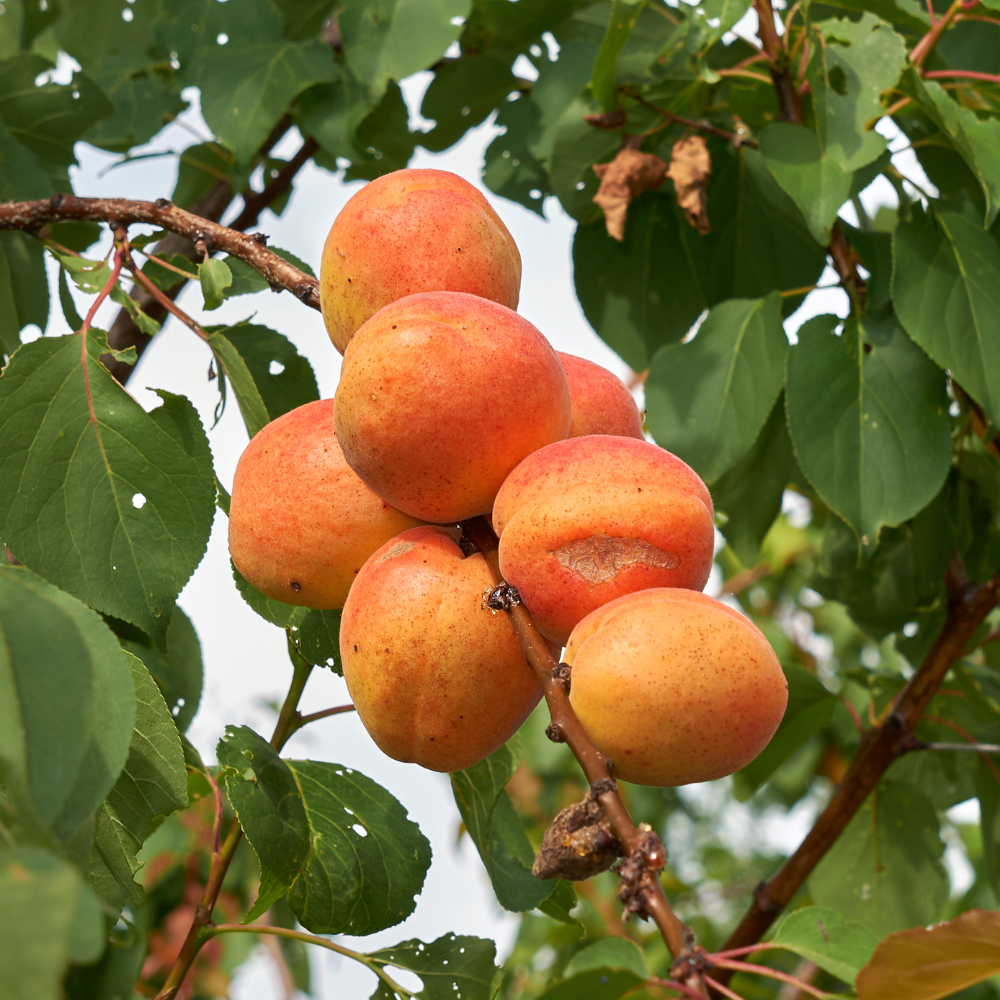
[
  {"xmin": 340, "ymin": 526, "xmax": 542, "ymax": 772},
  {"xmin": 493, "ymin": 436, "xmax": 715, "ymax": 645},
  {"xmin": 320, "ymin": 168, "xmax": 521, "ymax": 353},
  {"xmin": 335, "ymin": 291, "xmax": 572, "ymax": 523},
  {"xmin": 565, "ymin": 589, "xmax": 787, "ymax": 786},
  {"xmin": 228, "ymin": 399, "xmax": 423, "ymax": 609},
  {"xmin": 558, "ymin": 352, "xmax": 644, "ymax": 439}
]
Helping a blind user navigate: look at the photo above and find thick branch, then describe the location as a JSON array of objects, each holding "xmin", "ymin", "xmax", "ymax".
[
  {"xmin": 0, "ymin": 194, "xmax": 320, "ymax": 313},
  {"xmin": 461, "ymin": 518, "xmax": 702, "ymax": 985},
  {"xmin": 719, "ymin": 567, "xmax": 1000, "ymax": 960}
]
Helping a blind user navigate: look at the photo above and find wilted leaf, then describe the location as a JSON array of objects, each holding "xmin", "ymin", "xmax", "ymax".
[
  {"xmin": 856, "ymin": 909, "xmax": 1000, "ymax": 1000},
  {"xmin": 592, "ymin": 144, "xmax": 669, "ymax": 241},
  {"xmin": 667, "ymin": 136, "xmax": 711, "ymax": 235}
]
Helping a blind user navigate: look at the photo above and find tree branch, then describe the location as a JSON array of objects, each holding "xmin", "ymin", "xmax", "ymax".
[
  {"xmin": 461, "ymin": 518, "xmax": 705, "ymax": 992},
  {"xmin": 0, "ymin": 194, "xmax": 320, "ymax": 313},
  {"xmin": 717, "ymin": 567, "xmax": 1000, "ymax": 964}
]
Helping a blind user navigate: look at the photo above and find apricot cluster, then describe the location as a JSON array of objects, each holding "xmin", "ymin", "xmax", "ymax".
[{"xmin": 228, "ymin": 168, "xmax": 787, "ymax": 783}]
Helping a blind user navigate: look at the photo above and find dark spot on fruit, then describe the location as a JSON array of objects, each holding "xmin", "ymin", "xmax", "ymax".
[
  {"xmin": 347, "ymin": 278, "xmax": 352, "ymax": 283},
  {"xmin": 392, "ymin": 325, "xmax": 397, "ymax": 329},
  {"xmin": 385, "ymin": 648, "xmax": 389, "ymax": 653},
  {"xmin": 291, "ymin": 582, "xmax": 301, "ymax": 592},
  {"xmin": 354, "ymin": 645, "xmax": 358, "ymax": 651}
]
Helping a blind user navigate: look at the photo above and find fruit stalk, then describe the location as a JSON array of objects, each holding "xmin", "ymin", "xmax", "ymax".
[{"xmin": 461, "ymin": 516, "xmax": 700, "ymax": 971}]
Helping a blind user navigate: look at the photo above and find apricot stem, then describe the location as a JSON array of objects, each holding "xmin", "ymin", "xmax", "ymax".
[{"xmin": 461, "ymin": 517, "xmax": 701, "ymax": 975}]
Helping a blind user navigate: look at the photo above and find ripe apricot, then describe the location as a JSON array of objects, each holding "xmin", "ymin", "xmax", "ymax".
[
  {"xmin": 228, "ymin": 399, "xmax": 423, "ymax": 608},
  {"xmin": 565, "ymin": 589, "xmax": 787, "ymax": 786},
  {"xmin": 320, "ymin": 168, "xmax": 521, "ymax": 353},
  {"xmin": 493, "ymin": 436, "xmax": 715, "ymax": 645},
  {"xmin": 340, "ymin": 526, "xmax": 542, "ymax": 772},
  {"xmin": 335, "ymin": 291, "xmax": 571, "ymax": 523},
  {"xmin": 558, "ymin": 352, "xmax": 644, "ymax": 439}
]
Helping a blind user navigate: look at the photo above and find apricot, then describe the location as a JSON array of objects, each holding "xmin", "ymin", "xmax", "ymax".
[
  {"xmin": 340, "ymin": 526, "xmax": 542, "ymax": 772},
  {"xmin": 493, "ymin": 436, "xmax": 715, "ymax": 645},
  {"xmin": 558, "ymin": 352, "xmax": 644, "ymax": 439},
  {"xmin": 565, "ymin": 589, "xmax": 787, "ymax": 786},
  {"xmin": 335, "ymin": 291, "xmax": 572, "ymax": 523},
  {"xmin": 320, "ymin": 168, "xmax": 522, "ymax": 353},
  {"xmin": 228, "ymin": 399, "xmax": 423, "ymax": 608}
]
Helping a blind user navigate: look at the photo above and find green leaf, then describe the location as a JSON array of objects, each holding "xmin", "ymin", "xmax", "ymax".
[
  {"xmin": 769, "ymin": 905, "xmax": 879, "ymax": 985},
  {"xmin": 367, "ymin": 933, "xmax": 501, "ymax": 1000},
  {"xmin": 276, "ymin": 0, "xmax": 338, "ymax": 40},
  {"xmin": 785, "ymin": 312, "xmax": 952, "ymax": 543},
  {"xmin": 219, "ymin": 727, "xmax": 431, "ymax": 934},
  {"xmin": 645, "ymin": 292, "xmax": 787, "ymax": 483},
  {"xmin": 0, "ymin": 240, "xmax": 20, "ymax": 357},
  {"xmin": 713, "ymin": 394, "xmax": 804, "ymax": 566},
  {"xmin": 118, "ymin": 605, "xmax": 203, "ymax": 733},
  {"xmin": 0, "ymin": 565, "xmax": 136, "ymax": 843},
  {"xmin": 337, "ymin": 0, "xmax": 471, "ymax": 102},
  {"xmin": 591, "ymin": 0, "xmax": 649, "ymax": 111},
  {"xmin": 758, "ymin": 123, "xmax": 854, "ymax": 244},
  {"xmin": 199, "ymin": 258, "xmax": 232, "ymax": 310},
  {"xmin": 483, "ymin": 95, "xmax": 551, "ymax": 216},
  {"xmin": 217, "ymin": 726, "xmax": 310, "ymax": 922},
  {"xmin": 88, "ymin": 652, "xmax": 188, "ymax": 911},
  {"xmin": 171, "ymin": 141, "xmax": 234, "ymax": 210},
  {"xmin": 893, "ymin": 205, "xmax": 1000, "ymax": 430},
  {"xmin": 161, "ymin": 0, "xmax": 336, "ymax": 165},
  {"xmin": 451, "ymin": 740, "xmax": 566, "ymax": 913},
  {"xmin": 0, "ymin": 334, "xmax": 216, "ymax": 644},
  {"xmin": 903, "ymin": 72, "xmax": 1000, "ymax": 226},
  {"xmin": 977, "ymin": 754, "xmax": 1000, "ymax": 896},
  {"xmin": 223, "ymin": 247, "xmax": 316, "ymax": 298},
  {"xmin": 207, "ymin": 323, "xmax": 319, "ymax": 438},
  {"xmin": 420, "ymin": 56, "xmax": 518, "ymax": 153},
  {"xmin": 231, "ymin": 562, "xmax": 343, "ymax": 671},
  {"xmin": 809, "ymin": 780, "xmax": 949, "ymax": 936},
  {"xmin": 57, "ymin": 268, "xmax": 84, "ymax": 333},
  {"xmin": 573, "ymin": 193, "xmax": 706, "ymax": 371},
  {"xmin": 537, "ymin": 937, "xmax": 649, "ymax": 1000},
  {"xmin": 346, "ymin": 79, "xmax": 418, "ymax": 181},
  {"xmin": 140, "ymin": 253, "xmax": 198, "ymax": 292},
  {"xmin": 0, "ymin": 846, "xmax": 106, "ymax": 1000},
  {"xmin": 0, "ymin": 54, "xmax": 114, "ymax": 188},
  {"xmin": 0, "ymin": 230, "xmax": 49, "ymax": 334},
  {"xmin": 0, "ymin": 116, "xmax": 53, "ymax": 201},
  {"xmin": 287, "ymin": 757, "xmax": 432, "ymax": 934},
  {"xmin": 806, "ymin": 14, "xmax": 907, "ymax": 172},
  {"xmin": 734, "ymin": 667, "xmax": 837, "ymax": 801}
]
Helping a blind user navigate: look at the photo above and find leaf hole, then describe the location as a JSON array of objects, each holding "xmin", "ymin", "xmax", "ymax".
[
  {"xmin": 269, "ymin": 359, "xmax": 285, "ymax": 375},
  {"xmin": 352, "ymin": 824, "xmax": 367, "ymax": 837},
  {"xmin": 132, "ymin": 493, "xmax": 147, "ymax": 509},
  {"xmin": 217, "ymin": 32, "xmax": 228, "ymax": 44},
  {"xmin": 121, "ymin": 7, "xmax": 133, "ymax": 20}
]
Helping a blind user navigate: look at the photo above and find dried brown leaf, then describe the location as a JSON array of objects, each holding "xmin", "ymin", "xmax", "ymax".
[
  {"xmin": 667, "ymin": 135, "xmax": 711, "ymax": 235},
  {"xmin": 592, "ymin": 147, "xmax": 670, "ymax": 241}
]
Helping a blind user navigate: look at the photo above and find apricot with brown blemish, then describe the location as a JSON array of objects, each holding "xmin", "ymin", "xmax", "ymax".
[
  {"xmin": 492, "ymin": 435, "xmax": 715, "ymax": 645},
  {"xmin": 558, "ymin": 352, "xmax": 644, "ymax": 439},
  {"xmin": 565, "ymin": 588, "xmax": 787, "ymax": 786},
  {"xmin": 320, "ymin": 168, "xmax": 521, "ymax": 353},
  {"xmin": 340, "ymin": 526, "xmax": 542, "ymax": 772},
  {"xmin": 228, "ymin": 399, "xmax": 423, "ymax": 609}
]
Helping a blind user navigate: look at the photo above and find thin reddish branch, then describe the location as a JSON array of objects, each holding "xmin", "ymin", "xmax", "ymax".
[
  {"xmin": 923, "ymin": 69, "xmax": 1000, "ymax": 85},
  {"xmin": 718, "ymin": 566, "xmax": 1000, "ymax": 963},
  {"xmin": 0, "ymin": 194, "xmax": 319, "ymax": 309},
  {"xmin": 461, "ymin": 517, "xmax": 703, "ymax": 988},
  {"xmin": 910, "ymin": 0, "xmax": 963, "ymax": 66},
  {"xmin": 79, "ymin": 239, "xmax": 126, "ymax": 433},
  {"xmin": 627, "ymin": 90, "xmax": 756, "ymax": 147}
]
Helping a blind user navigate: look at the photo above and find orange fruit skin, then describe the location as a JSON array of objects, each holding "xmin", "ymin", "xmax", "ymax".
[
  {"xmin": 320, "ymin": 168, "xmax": 521, "ymax": 353},
  {"xmin": 340, "ymin": 526, "xmax": 542, "ymax": 772},
  {"xmin": 558, "ymin": 352, "xmax": 644, "ymax": 440},
  {"xmin": 335, "ymin": 291, "xmax": 572, "ymax": 523},
  {"xmin": 228, "ymin": 399, "xmax": 423, "ymax": 609},
  {"xmin": 492, "ymin": 436, "xmax": 715, "ymax": 645},
  {"xmin": 565, "ymin": 589, "xmax": 788, "ymax": 787}
]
